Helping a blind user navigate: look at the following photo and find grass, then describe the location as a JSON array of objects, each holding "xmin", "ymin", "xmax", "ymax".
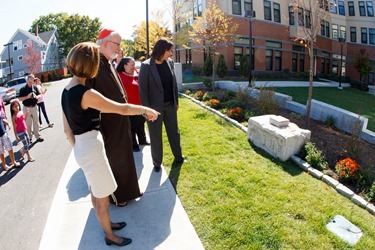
[
  {"xmin": 162, "ymin": 97, "xmax": 375, "ymax": 249},
  {"xmin": 274, "ymin": 87, "xmax": 375, "ymax": 132}
]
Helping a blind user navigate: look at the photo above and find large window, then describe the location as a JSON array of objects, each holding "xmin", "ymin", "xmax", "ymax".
[
  {"xmin": 273, "ymin": 3, "xmax": 280, "ymax": 23},
  {"xmin": 264, "ymin": 0, "xmax": 272, "ymax": 20},
  {"xmin": 370, "ymin": 28, "xmax": 375, "ymax": 45},
  {"xmin": 348, "ymin": 1, "xmax": 355, "ymax": 16},
  {"xmin": 350, "ymin": 27, "xmax": 357, "ymax": 42},
  {"xmin": 359, "ymin": 1, "xmax": 366, "ymax": 16},
  {"xmin": 298, "ymin": 8, "xmax": 304, "ymax": 26},
  {"xmin": 193, "ymin": 0, "xmax": 203, "ymax": 17},
  {"xmin": 244, "ymin": 0, "xmax": 253, "ymax": 12},
  {"xmin": 234, "ymin": 47, "xmax": 243, "ymax": 70},
  {"xmin": 367, "ymin": 1, "xmax": 374, "ymax": 16},
  {"xmin": 232, "ymin": 0, "xmax": 241, "ymax": 15},
  {"xmin": 305, "ymin": 10, "xmax": 311, "ymax": 28},
  {"xmin": 332, "ymin": 24, "xmax": 339, "ymax": 39},
  {"xmin": 289, "ymin": 6, "xmax": 295, "ymax": 25},
  {"xmin": 275, "ymin": 51, "xmax": 282, "ymax": 71},
  {"xmin": 361, "ymin": 27, "xmax": 368, "ymax": 44},
  {"xmin": 340, "ymin": 26, "xmax": 346, "ymax": 40},
  {"xmin": 326, "ymin": 21, "xmax": 330, "ymax": 38},
  {"xmin": 320, "ymin": 51, "xmax": 331, "ymax": 75},
  {"xmin": 292, "ymin": 45, "xmax": 305, "ymax": 72},
  {"xmin": 266, "ymin": 50, "xmax": 273, "ymax": 70},
  {"xmin": 331, "ymin": 0, "xmax": 338, "ymax": 13},
  {"xmin": 338, "ymin": 1, "xmax": 345, "ymax": 15},
  {"xmin": 266, "ymin": 41, "xmax": 282, "ymax": 71}
]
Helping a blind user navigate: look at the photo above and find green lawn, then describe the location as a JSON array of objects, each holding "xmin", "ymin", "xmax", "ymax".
[
  {"xmin": 161, "ymin": 97, "xmax": 375, "ymax": 249},
  {"xmin": 274, "ymin": 87, "xmax": 375, "ymax": 132}
]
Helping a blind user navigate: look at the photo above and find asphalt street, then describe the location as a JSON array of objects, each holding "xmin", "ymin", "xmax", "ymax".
[{"xmin": 0, "ymin": 79, "xmax": 71, "ymax": 250}]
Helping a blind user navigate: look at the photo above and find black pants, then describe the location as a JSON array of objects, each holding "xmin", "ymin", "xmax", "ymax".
[
  {"xmin": 37, "ymin": 102, "xmax": 50, "ymax": 125},
  {"xmin": 129, "ymin": 115, "xmax": 147, "ymax": 148}
]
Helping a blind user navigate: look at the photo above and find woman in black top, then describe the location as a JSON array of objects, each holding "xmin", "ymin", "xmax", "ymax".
[
  {"xmin": 62, "ymin": 42, "xmax": 159, "ymax": 247},
  {"xmin": 138, "ymin": 38, "xmax": 184, "ymax": 172}
]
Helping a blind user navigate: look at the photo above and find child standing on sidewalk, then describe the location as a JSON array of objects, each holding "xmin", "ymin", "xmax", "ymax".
[
  {"xmin": 0, "ymin": 113, "xmax": 20, "ymax": 171},
  {"xmin": 10, "ymin": 100, "xmax": 34, "ymax": 162}
]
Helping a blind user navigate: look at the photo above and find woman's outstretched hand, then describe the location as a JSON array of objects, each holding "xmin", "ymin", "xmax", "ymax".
[{"xmin": 143, "ymin": 108, "xmax": 160, "ymax": 122}]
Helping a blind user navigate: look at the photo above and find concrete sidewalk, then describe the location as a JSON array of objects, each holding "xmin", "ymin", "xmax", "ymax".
[{"xmin": 39, "ymin": 145, "xmax": 204, "ymax": 250}]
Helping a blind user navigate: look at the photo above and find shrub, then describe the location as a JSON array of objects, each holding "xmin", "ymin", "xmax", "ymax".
[
  {"xmin": 236, "ymin": 85, "xmax": 254, "ymax": 105},
  {"xmin": 222, "ymin": 100, "xmax": 245, "ymax": 109},
  {"xmin": 203, "ymin": 78, "xmax": 213, "ymax": 90},
  {"xmin": 365, "ymin": 182, "xmax": 375, "ymax": 202},
  {"xmin": 205, "ymin": 99, "xmax": 221, "ymax": 109},
  {"xmin": 203, "ymin": 54, "xmax": 213, "ymax": 77},
  {"xmin": 324, "ymin": 115, "xmax": 336, "ymax": 128},
  {"xmin": 227, "ymin": 107, "xmax": 244, "ymax": 121},
  {"xmin": 216, "ymin": 54, "xmax": 228, "ymax": 78},
  {"xmin": 254, "ymin": 85, "xmax": 278, "ymax": 115},
  {"xmin": 239, "ymin": 55, "xmax": 249, "ymax": 77},
  {"xmin": 221, "ymin": 90, "xmax": 237, "ymax": 102},
  {"xmin": 302, "ymin": 142, "xmax": 328, "ymax": 171},
  {"xmin": 335, "ymin": 157, "xmax": 360, "ymax": 183},
  {"xmin": 203, "ymin": 91, "xmax": 219, "ymax": 101},
  {"xmin": 193, "ymin": 90, "xmax": 205, "ymax": 101},
  {"xmin": 183, "ymin": 89, "xmax": 192, "ymax": 95}
]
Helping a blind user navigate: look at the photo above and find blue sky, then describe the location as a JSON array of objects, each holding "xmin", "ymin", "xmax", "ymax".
[{"xmin": 0, "ymin": 0, "xmax": 170, "ymax": 51}]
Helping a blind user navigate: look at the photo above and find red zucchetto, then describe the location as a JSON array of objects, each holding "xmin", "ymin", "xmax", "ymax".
[{"xmin": 97, "ymin": 28, "xmax": 115, "ymax": 40}]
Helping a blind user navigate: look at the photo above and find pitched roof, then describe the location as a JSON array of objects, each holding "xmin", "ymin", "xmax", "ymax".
[{"xmin": 38, "ymin": 30, "xmax": 56, "ymax": 44}]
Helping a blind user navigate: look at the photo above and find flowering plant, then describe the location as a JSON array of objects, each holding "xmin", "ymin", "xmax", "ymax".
[
  {"xmin": 226, "ymin": 107, "xmax": 244, "ymax": 121},
  {"xmin": 335, "ymin": 157, "xmax": 360, "ymax": 182},
  {"xmin": 193, "ymin": 90, "xmax": 205, "ymax": 101},
  {"xmin": 205, "ymin": 99, "xmax": 221, "ymax": 109}
]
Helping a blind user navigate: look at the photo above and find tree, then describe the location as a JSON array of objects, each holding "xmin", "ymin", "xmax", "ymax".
[
  {"xmin": 30, "ymin": 13, "xmax": 102, "ymax": 57},
  {"xmin": 239, "ymin": 55, "xmax": 249, "ymax": 77},
  {"xmin": 132, "ymin": 20, "xmax": 170, "ymax": 60},
  {"xmin": 289, "ymin": 0, "xmax": 331, "ymax": 129},
  {"xmin": 23, "ymin": 39, "xmax": 41, "ymax": 74},
  {"xmin": 170, "ymin": 0, "xmax": 193, "ymax": 49},
  {"xmin": 188, "ymin": 0, "xmax": 238, "ymax": 89},
  {"xmin": 121, "ymin": 39, "xmax": 136, "ymax": 58},
  {"xmin": 353, "ymin": 49, "xmax": 372, "ymax": 85}
]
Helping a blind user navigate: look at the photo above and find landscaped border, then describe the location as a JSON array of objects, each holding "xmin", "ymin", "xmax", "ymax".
[{"xmin": 180, "ymin": 92, "xmax": 375, "ymax": 216}]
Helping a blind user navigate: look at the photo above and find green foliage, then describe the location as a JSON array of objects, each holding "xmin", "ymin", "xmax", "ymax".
[
  {"xmin": 202, "ymin": 91, "xmax": 218, "ymax": 101},
  {"xmin": 239, "ymin": 55, "xmax": 249, "ymax": 77},
  {"xmin": 40, "ymin": 75, "xmax": 45, "ymax": 83},
  {"xmin": 202, "ymin": 54, "xmax": 213, "ymax": 77},
  {"xmin": 216, "ymin": 54, "xmax": 228, "ymax": 78},
  {"xmin": 236, "ymin": 85, "xmax": 254, "ymax": 105},
  {"xmin": 52, "ymin": 70, "xmax": 60, "ymax": 81},
  {"xmin": 302, "ymin": 142, "xmax": 328, "ymax": 171},
  {"xmin": 220, "ymin": 90, "xmax": 236, "ymax": 102},
  {"xmin": 31, "ymin": 13, "xmax": 101, "ymax": 57},
  {"xmin": 47, "ymin": 73, "xmax": 52, "ymax": 82},
  {"xmin": 324, "ymin": 115, "xmax": 335, "ymax": 128},
  {"xmin": 222, "ymin": 99, "xmax": 245, "ymax": 109},
  {"xmin": 366, "ymin": 182, "xmax": 375, "ymax": 202},
  {"xmin": 202, "ymin": 78, "xmax": 212, "ymax": 90}
]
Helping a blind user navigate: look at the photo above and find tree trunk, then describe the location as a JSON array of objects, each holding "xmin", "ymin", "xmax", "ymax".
[
  {"xmin": 305, "ymin": 43, "xmax": 314, "ymax": 129},
  {"xmin": 212, "ymin": 52, "xmax": 216, "ymax": 90}
]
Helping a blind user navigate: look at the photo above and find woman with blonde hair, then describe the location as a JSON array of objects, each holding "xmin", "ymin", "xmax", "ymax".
[{"xmin": 62, "ymin": 42, "xmax": 159, "ymax": 246}]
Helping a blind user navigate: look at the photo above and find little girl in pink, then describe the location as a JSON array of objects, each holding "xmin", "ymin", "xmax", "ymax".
[{"xmin": 10, "ymin": 100, "xmax": 34, "ymax": 162}]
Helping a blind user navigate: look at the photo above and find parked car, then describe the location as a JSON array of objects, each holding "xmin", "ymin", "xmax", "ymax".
[
  {"xmin": 4, "ymin": 77, "xmax": 27, "ymax": 96},
  {"xmin": 0, "ymin": 86, "xmax": 16, "ymax": 104}
]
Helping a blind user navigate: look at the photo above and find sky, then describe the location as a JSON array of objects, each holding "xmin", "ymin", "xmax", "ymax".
[{"xmin": 0, "ymin": 0, "xmax": 171, "ymax": 52}]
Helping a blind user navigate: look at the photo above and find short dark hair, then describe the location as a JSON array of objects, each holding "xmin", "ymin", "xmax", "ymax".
[
  {"xmin": 151, "ymin": 38, "xmax": 173, "ymax": 61},
  {"xmin": 116, "ymin": 57, "xmax": 134, "ymax": 73},
  {"xmin": 66, "ymin": 42, "xmax": 100, "ymax": 78}
]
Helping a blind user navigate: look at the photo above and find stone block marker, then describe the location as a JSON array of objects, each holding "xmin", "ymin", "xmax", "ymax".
[{"xmin": 248, "ymin": 115, "xmax": 311, "ymax": 161}]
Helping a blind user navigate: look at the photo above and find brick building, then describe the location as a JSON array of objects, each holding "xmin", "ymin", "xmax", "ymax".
[{"xmin": 174, "ymin": 0, "xmax": 375, "ymax": 84}]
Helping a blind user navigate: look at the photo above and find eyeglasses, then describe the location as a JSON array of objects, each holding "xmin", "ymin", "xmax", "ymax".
[{"xmin": 108, "ymin": 41, "xmax": 121, "ymax": 47}]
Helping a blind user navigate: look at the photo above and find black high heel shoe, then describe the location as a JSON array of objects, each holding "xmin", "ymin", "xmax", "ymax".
[
  {"xmin": 111, "ymin": 221, "xmax": 127, "ymax": 230},
  {"xmin": 104, "ymin": 237, "xmax": 132, "ymax": 246}
]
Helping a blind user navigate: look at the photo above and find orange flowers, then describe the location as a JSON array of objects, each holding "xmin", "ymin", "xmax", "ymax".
[
  {"xmin": 335, "ymin": 157, "xmax": 360, "ymax": 181},
  {"xmin": 227, "ymin": 107, "xmax": 244, "ymax": 121}
]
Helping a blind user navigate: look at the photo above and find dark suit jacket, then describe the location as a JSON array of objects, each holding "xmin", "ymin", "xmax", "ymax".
[{"xmin": 138, "ymin": 57, "xmax": 179, "ymax": 112}]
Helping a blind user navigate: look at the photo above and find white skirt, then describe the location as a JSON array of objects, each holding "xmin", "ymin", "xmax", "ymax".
[{"xmin": 74, "ymin": 130, "xmax": 117, "ymax": 198}]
